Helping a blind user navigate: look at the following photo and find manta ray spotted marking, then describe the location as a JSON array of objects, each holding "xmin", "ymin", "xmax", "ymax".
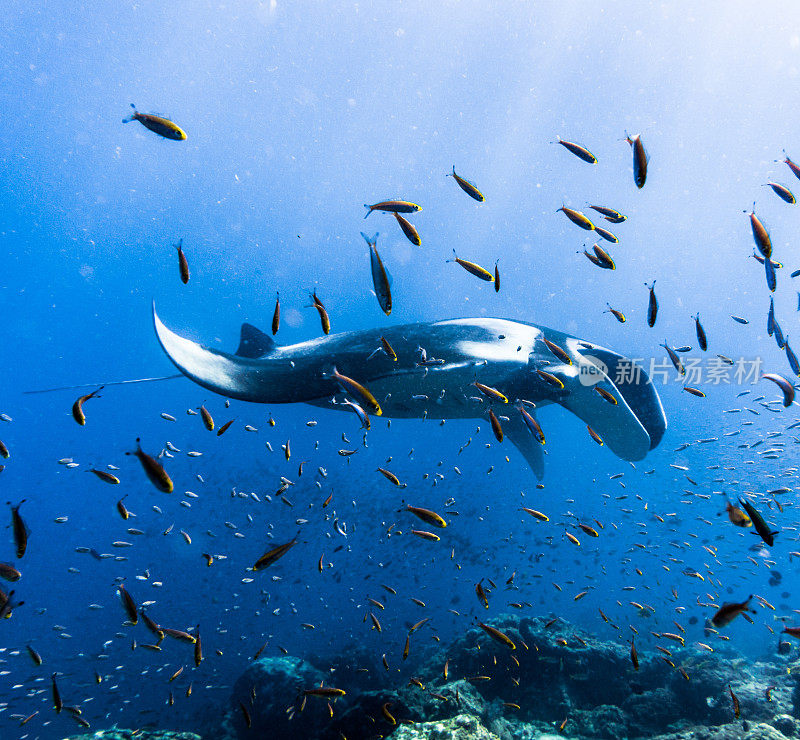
[{"xmin": 153, "ymin": 305, "xmax": 666, "ymax": 478}]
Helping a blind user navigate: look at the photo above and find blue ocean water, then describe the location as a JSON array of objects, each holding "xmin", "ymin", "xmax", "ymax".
[{"xmin": 3, "ymin": 3, "xmax": 800, "ymax": 738}]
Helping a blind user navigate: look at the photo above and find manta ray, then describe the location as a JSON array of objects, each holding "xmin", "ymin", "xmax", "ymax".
[{"xmin": 153, "ymin": 307, "xmax": 666, "ymax": 478}]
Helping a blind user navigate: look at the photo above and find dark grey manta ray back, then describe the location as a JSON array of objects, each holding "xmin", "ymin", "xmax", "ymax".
[{"xmin": 153, "ymin": 307, "xmax": 666, "ymax": 478}]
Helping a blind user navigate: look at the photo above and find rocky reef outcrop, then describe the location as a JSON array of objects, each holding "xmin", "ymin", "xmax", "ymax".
[
  {"xmin": 78, "ymin": 614, "xmax": 800, "ymax": 740},
  {"xmin": 67, "ymin": 731, "xmax": 202, "ymax": 740}
]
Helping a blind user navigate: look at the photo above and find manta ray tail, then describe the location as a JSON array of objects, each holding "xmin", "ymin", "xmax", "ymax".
[{"xmin": 23, "ymin": 375, "xmax": 183, "ymax": 395}]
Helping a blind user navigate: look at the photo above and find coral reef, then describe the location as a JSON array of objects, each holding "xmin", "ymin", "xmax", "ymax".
[
  {"xmin": 391, "ymin": 713, "xmax": 500, "ymax": 740},
  {"xmin": 66, "ymin": 731, "xmax": 202, "ymax": 740},
  {"xmin": 80, "ymin": 615, "xmax": 800, "ymax": 740}
]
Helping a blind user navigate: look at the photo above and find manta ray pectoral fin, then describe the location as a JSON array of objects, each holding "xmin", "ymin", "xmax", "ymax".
[
  {"xmin": 153, "ymin": 304, "xmax": 268, "ymax": 402},
  {"xmin": 504, "ymin": 412, "xmax": 545, "ymax": 480},
  {"xmin": 235, "ymin": 323, "xmax": 276, "ymax": 359}
]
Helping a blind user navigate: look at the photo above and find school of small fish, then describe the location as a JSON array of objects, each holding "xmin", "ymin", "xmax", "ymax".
[{"xmin": 3, "ymin": 117, "xmax": 800, "ymax": 739}]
